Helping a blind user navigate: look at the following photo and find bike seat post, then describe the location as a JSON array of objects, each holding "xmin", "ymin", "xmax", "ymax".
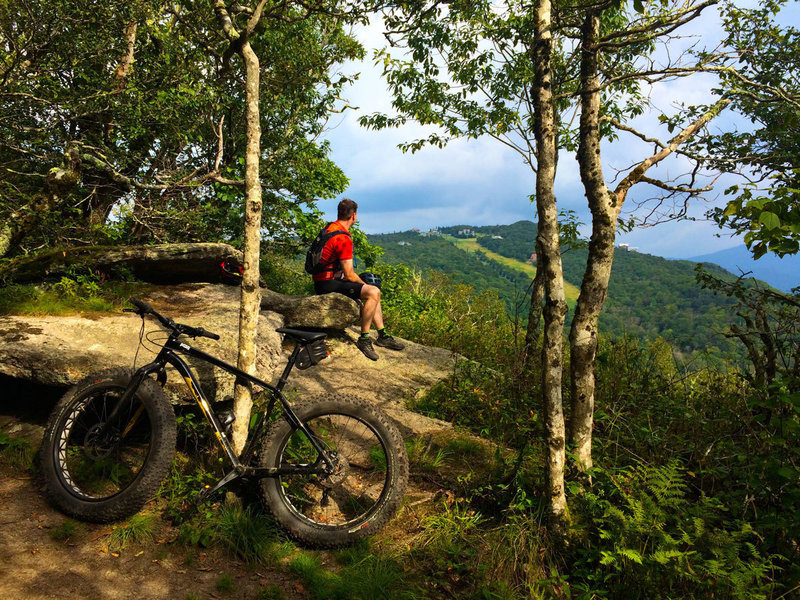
[{"xmin": 275, "ymin": 343, "xmax": 303, "ymax": 392}]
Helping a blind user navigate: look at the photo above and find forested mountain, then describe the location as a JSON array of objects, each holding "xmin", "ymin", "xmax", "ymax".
[
  {"xmin": 368, "ymin": 231, "xmax": 535, "ymax": 320},
  {"xmin": 371, "ymin": 221, "xmax": 743, "ymax": 358}
]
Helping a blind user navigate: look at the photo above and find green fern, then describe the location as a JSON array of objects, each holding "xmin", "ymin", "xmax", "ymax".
[{"xmin": 573, "ymin": 461, "xmax": 778, "ymax": 599}]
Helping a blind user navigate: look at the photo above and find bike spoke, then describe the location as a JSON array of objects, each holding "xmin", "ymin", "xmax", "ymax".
[
  {"xmin": 277, "ymin": 412, "xmax": 391, "ymax": 528},
  {"xmin": 57, "ymin": 387, "xmax": 152, "ymax": 500}
]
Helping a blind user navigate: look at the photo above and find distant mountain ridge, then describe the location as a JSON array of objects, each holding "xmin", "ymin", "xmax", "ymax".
[
  {"xmin": 370, "ymin": 221, "xmax": 744, "ymax": 359},
  {"xmin": 688, "ymin": 245, "xmax": 799, "ymax": 292}
]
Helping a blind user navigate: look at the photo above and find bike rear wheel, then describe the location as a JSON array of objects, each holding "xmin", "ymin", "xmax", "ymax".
[
  {"xmin": 40, "ymin": 368, "xmax": 176, "ymax": 523},
  {"xmin": 258, "ymin": 395, "xmax": 408, "ymax": 547}
]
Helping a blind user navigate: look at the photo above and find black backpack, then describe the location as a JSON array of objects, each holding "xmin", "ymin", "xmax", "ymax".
[{"xmin": 304, "ymin": 224, "xmax": 349, "ymax": 275}]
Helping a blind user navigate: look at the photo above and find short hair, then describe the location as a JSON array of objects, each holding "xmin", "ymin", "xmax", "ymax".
[{"xmin": 337, "ymin": 198, "xmax": 358, "ymax": 220}]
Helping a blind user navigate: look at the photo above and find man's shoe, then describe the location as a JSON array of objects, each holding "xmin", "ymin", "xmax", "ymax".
[
  {"xmin": 375, "ymin": 334, "xmax": 405, "ymax": 351},
  {"xmin": 356, "ymin": 336, "xmax": 379, "ymax": 361}
]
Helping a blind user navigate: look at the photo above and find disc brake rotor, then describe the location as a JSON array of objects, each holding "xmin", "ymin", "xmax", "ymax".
[
  {"xmin": 321, "ymin": 452, "xmax": 349, "ymax": 487},
  {"xmin": 83, "ymin": 424, "xmax": 119, "ymax": 460}
]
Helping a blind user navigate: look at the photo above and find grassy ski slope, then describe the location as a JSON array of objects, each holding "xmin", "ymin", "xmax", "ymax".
[{"xmin": 446, "ymin": 235, "xmax": 581, "ymax": 304}]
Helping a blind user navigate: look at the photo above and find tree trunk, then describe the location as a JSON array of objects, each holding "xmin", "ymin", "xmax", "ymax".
[
  {"xmin": 570, "ymin": 12, "xmax": 615, "ymax": 472},
  {"xmin": 570, "ymin": 11, "xmax": 732, "ymax": 471},
  {"xmin": 0, "ymin": 242, "xmax": 243, "ymax": 284},
  {"xmin": 523, "ymin": 235, "xmax": 545, "ymax": 366},
  {"xmin": 533, "ymin": 0, "xmax": 569, "ymax": 530},
  {"xmin": 231, "ymin": 38, "xmax": 263, "ymax": 455}
]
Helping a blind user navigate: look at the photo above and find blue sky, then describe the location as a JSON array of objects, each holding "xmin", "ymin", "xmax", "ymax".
[{"xmin": 316, "ymin": 7, "xmax": 767, "ymax": 260}]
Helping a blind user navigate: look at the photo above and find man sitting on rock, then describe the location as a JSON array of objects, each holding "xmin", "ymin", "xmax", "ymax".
[{"xmin": 311, "ymin": 198, "xmax": 405, "ymax": 361}]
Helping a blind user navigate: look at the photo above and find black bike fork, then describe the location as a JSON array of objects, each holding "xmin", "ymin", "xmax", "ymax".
[{"xmin": 102, "ymin": 363, "xmax": 161, "ymax": 433}]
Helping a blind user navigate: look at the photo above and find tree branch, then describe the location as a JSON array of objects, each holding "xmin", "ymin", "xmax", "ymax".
[
  {"xmin": 597, "ymin": 0, "xmax": 718, "ymax": 47},
  {"xmin": 637, "ymin": 175, "xmax": 713, "ymax": 194},
  {"xmin": 246, "ymin": 0, "xmax": 270, "ymax": 37},
  {"xmin": 80, "ymin": 149, "xmax": 244, "ymax": 190},
  {"xmin": 212, "ymin": 115, "xmax": 226, "ymax": 172},
  {"xmin": 214, "ymin": 1, "xmax": 240, "ymax": 42},
  {"xmin": 613, "ymin": 97, "xmax": 731, "ymax": 200},
  {"xmin": 602, "ymin": 116, "xmax": 666, "ymax": 148},
  {"xmin": 707, "ymin": 66, "xmax": 800, "ymax": 110}
]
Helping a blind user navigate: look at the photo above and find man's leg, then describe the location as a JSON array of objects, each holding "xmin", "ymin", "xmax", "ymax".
[
  {"xmin": 355, "ymin": 284, "xmax": 381, "ymax": 360},
  {"xmin": 360, "ymin": 284, "xmax": 382, "ymax": 332},
  {"xmin": 356, "ymin": 282, "xmax": 403, "ymax": 355},
  {"xmin": 366, "ymin": 288, "xmax": 404, "ymax": 351}
]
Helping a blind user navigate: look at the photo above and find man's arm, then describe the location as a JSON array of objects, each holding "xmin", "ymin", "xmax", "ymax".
[{"xmin": 339, "ymin": 259, "xmax": 364, "ymax": 284}]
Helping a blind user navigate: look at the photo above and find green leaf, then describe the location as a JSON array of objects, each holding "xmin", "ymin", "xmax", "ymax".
[
  {"xmin": 620, "ymin": 548, "xmax": 644, "ymax": 564},
  {"xmin": 759, "ymin": 211, "xmax": 781, "ymax": 230}
]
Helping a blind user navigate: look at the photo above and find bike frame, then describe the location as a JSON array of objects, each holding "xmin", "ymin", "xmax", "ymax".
[{"xmin": 108, "ymin": 329, "xmax": 335, "ymax": 498}]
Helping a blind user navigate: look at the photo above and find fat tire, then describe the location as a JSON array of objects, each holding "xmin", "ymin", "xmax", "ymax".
[
  {"xmin": 40, "ymin": 368, "xmax": 176, "ymax": 523},
  {"xmin": 259, "ymin": 395, "xmax": 408, "ymax": 547}
]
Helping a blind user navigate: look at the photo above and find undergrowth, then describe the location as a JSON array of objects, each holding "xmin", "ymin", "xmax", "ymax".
[
  {"xmin": 0, "ymin": 269, "xmax": 145, "ymax": 315},
  {"xmin": 290, "ymin": 543, "xmax": 418, "ymax": 600},
  {"xmin": 109, "ymin": 513, "xmax": 158, "ymax": 550},
  {"xmin": 49, "ymin": 519, "xmax": 83, "ymax": 543},
  {"xmin": 0, "ymin": 431, "xmax": 34, "ymax": 470}
]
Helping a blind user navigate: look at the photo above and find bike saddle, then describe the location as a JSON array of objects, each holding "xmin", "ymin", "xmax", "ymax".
[{"xmin": 276, "ymin": 327, "xmax": 327, "ymax": 344}]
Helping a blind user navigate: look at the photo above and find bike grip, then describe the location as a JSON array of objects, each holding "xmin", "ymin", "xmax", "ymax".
[
  {"xmin": 200, "ymin": 328, "xmax": 221, "ymax": 341},
  {"xmin": 128, "ymin": 297, "xmax": 153, "ymax": 314}
]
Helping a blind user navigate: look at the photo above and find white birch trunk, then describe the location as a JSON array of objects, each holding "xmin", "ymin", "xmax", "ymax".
[
  {"xmin": 570, "ymin": 12, "xmax": 731, "ymax": 471},
  {"xmin": 231, "ymin": 39, "xmax": 263, "ymax": 454}
]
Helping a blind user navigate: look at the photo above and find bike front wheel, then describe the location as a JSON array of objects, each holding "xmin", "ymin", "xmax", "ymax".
[
  {"xmin": 258, "ymin": 395, "xmax": 409, "ymax": 547},
  {"xmin": 40, "ymin": 368, "xmax": 176, "ymax": 522}
]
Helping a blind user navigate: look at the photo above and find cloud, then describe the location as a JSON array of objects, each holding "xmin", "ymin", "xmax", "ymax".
[
  {"xmin": 320, "ymin": 9, "xmax": 749, "ymax": 259},
  {"xmin": 618, "ymin": 218, "xmax": 744, "ymax": 258}
]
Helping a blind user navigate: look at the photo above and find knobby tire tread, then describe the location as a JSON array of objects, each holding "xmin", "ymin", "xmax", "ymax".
[
  {"xmin": 258, "ymin": 394, "xmax": 409, "ymax": 547},
  {"xmin": 40, "ymin": 368, "xmax": 177, "ymax": 523}
]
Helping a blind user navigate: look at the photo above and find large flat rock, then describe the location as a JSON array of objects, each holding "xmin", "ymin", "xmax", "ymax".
[
  {"xmin": 0, "ymin": 284, "xmax": 457, "ymax": 438},
  {"xmin": 0, "ymin": 284, "xmax": 284, "ymax": 403}
]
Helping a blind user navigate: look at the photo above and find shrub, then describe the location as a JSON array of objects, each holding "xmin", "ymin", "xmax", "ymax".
[
  {"xmin": 375, "ymin": 264, "xmax": 521, "ymax": 366},
  {"xmin": 569, "ymin": 460, "xmax": 778, "ymax": 600},
  {"xmin": 215, "ymin": 573, "xmax": 234, "ymax": 593},
  {"xmin": 289, "ymin": 547, "xmax": 418, "ymax": 600},
  {"xmin": 0, "ymin": 432, "xmax": 34, "ymax": 470},
  {"xmin": 409, "ymin": 360, "xmax": 536, "ymax": 449},
  {"xmin": 50, "ymin": 519, "xmax": 83, "ymax": 543},
  {"xmin": 214, "ymin": 504, "xmax": 280, "ymax": 565}
]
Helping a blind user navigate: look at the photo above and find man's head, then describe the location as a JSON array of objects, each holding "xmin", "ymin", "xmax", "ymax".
[{"xmin": 337, "ymin": 198, "xmax": 358, "ymax": 223}]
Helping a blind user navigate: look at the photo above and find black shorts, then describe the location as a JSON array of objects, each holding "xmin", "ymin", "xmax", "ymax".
[{"xmin": 314, "ymin": 279, "xmax": 364, "ymax": 301}]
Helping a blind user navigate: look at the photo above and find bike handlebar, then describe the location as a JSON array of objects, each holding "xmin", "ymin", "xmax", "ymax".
[{"xmin": 125, "ymin": 297, "xmax": 221, "ymax": 341}]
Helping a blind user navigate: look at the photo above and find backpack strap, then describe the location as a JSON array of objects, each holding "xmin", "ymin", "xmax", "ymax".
[
  {"xmin": 317, "ymin": 227, "xmax": 349, "ymax": 272},
  {"xmin": 306, "ymin": 223, "xmax": 350, "ymax": 275}
]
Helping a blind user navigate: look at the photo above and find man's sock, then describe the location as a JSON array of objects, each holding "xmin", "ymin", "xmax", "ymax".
[
  {"xmin": 360, "ymin": 331, "xmax": 371, "ymax": 340},
  {"xmin": 377, "ymin": 327, "xmax": 388, "ymax": 338}
]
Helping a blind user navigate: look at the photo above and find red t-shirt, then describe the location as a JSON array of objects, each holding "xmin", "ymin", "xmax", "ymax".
[{"xmin": 312, "ymin": 222, "xmax": 353, "ymax": 282}]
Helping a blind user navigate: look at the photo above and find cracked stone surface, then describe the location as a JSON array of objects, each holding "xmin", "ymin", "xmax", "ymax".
[{"xmin": 0, "ymin": 283, "xmax": 456, "ymax": 437}]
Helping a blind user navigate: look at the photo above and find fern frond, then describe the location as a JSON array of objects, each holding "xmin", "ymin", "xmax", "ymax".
[{"xmin": 619, "ymin": 548, "xmax": 644, "ymax": 564}]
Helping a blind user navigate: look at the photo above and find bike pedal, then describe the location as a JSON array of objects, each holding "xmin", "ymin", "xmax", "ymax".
[
  {"xmin": 217, "ymin": 411, "xmax": 235, "ymax": 433},
  {"xmin": 198, "ymin": 484, "xmax": 213, "ymax": 499}
]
